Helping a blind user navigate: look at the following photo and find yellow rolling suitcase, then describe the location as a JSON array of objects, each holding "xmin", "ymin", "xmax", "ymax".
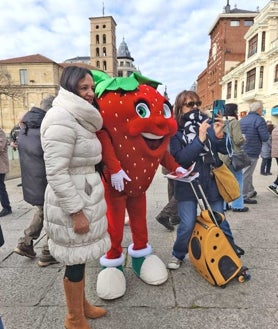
[{"xmin": 188, "ymin": 180, "xmax": 250, "ymax": 287}]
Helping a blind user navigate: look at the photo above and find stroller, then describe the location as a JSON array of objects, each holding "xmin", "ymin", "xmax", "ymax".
[{"xmin": 188, "ymin": 179, "xmax": 250, "ymax": 287}]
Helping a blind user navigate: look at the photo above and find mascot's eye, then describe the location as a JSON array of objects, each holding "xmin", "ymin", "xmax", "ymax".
[
  {"xmin": 135, "ymin": 103, "xmax": 150, "ymax": 118},
  {"xmin": 163, "ymin": 103, "xmax": 172, "ymax": 118}
]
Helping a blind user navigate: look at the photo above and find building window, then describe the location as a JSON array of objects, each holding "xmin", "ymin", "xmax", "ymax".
[
  {"xmin": 246, "ymin": 68, "xmax": 256, "ymax": 91},
  {"xmin": 230, "ymin": 20, "xmax": 240, "ymax": 27},
  {"xmin": 274, "ymin": 64, "xmax": 278, "ymax": 82},
  {"xmin": 248, "ymin": 35, "xmax": 258, "ymax": 57},
  {"xmin": 103, "ymin": 47, "xmax": 106, "ymax": 56},
  {"xmin": 227, "ymin": 82, "xmax": 232, "ymax": 99},
  {"xmin": 19, "ymin": 69, "xmax": 28, "ymax": 85},
  {"xmin": 118, "ymin": 70, "xmax": 123, "ymax": 77},
  {"xmin": 96, "ymin": 48, "xmax": 100, "ymax": 57},
  {"xmin": 259, "ymin": 66, "xmax": 264, "ymax": 88},
  {"xmin": 261, "ymin": 31, "xmax": 266, "ymax": 52},
  {"xmin": 120, "ymin": 61, "xmax": 124, "ymax": 67},
  {"xmin": 244, "ymin": 20, "xmax": 253, "ymax": 26},
  {"xmin": 96, "ymin": 61, "xmax": 100, "ymax": 68},
  {"xmin": 234, "ymin": 80, "xmax": 238, "ymax": 98},
  {"xmin": 103, "ymin": 60, "xmax": 107, "ymax": 71},
  {"xmin": 103, "ymin": 34, "xmax": 106, "ymax": 44},
  {"xmin": 96, "ymin": 35, "xmax": 99, "ymax": 44}
]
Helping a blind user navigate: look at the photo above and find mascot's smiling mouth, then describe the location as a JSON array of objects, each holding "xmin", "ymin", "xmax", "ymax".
[{"xmin": 141, "ymin": 132, "xmax": 164, "ymax": 150}]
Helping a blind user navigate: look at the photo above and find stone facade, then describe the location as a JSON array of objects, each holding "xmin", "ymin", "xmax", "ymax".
[
  {"xmin": 221, "ymin": 0, "xmax": 278, "ymax": 124},
  {"xmin": 0, "ymin": 54, "xmax": 62, "ymax": 133}
]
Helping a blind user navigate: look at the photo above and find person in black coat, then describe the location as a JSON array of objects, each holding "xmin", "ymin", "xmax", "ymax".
[{"xmin": 14, "ymin": 95, "xmax": 58, "ymax": 267}]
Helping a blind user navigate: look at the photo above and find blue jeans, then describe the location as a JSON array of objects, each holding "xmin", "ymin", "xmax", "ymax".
[
  {"xmin": 229, "ymin": 166, "xmax": 244, "ymax": 209},
  {"xmin": 173, "ymin": 199, "xmax": 235, "ymax": 261}
]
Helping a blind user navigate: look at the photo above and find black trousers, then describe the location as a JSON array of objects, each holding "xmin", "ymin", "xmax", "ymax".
[
  {"xmin": 0, "ymin": 174, "xmax": 11, "ymax": 211},
  {"xmin": 65, "ymin": 264, "xmax": 85, "ymax": 282}
]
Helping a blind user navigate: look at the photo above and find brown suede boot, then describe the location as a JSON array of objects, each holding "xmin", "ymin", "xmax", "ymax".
[
  {"xmin": 63, "ymin": 278, "xmax": 91, "ymax": 329},
  {"xmin": 82, "ymin": 276, "xmax": 107, "ymax": 319},
  {"xmin": 84, "ymin": 299, "xmax": 107, "ymax": 319}
]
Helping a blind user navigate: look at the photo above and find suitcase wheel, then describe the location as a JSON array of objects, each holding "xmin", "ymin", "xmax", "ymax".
[{"xmin": 237, "ymin": 267, "xmax": 251, "ymax": 283}]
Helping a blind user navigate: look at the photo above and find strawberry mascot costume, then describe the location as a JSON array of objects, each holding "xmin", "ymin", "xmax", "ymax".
[{"xmin": 92, "ymin": 71, "xmax": 186, "ymax": 299}]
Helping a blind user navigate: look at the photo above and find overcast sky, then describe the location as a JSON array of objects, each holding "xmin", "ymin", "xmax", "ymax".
[{"xmin": 0, "ymin": 0, "xmax": 270, "ymax": 102}]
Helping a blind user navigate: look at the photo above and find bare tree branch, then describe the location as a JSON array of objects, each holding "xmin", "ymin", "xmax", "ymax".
[{"xmin": 0, "ymin": 68, "xmax": 23, "ymax": 99}]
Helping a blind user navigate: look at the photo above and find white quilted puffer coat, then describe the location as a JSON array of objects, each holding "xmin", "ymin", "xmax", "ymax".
[{"xmin": 40, "ymin": 87, "xmax": 110, "ymax": 265}]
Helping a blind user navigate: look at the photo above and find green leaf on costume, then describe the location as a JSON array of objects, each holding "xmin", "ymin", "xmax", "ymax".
[{"xmin": 91, "ymin": 70, "xmax": 162, "ymax": 97}]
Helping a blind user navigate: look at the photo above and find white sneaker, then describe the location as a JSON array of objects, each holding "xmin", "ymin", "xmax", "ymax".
[{"xmin": 167, "ymin": 256, "xmax": 182, "ymax": 270}]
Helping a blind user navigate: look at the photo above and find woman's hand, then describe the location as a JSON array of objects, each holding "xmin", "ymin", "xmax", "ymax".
[
  {"xmin": 71, "ymin": 210, "xmax": 90, "ymax": 234},
  {"xmin": 199, "ymin": 118, "xmax": 210, "ymax": 142}
]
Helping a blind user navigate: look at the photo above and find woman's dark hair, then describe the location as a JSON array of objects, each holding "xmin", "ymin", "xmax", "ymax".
[
  {"xmin": 60, "ymin": 66, "xmax": 93, "ymax": 95},
  {"xmin": 224, "ymin": 103, "xmax": 238, "ymax": 118}
]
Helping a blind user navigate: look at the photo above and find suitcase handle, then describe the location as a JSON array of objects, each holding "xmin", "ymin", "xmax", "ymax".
[{"xmin": 189, "ymin": 179, "xmax": 220, "ymax": 227}]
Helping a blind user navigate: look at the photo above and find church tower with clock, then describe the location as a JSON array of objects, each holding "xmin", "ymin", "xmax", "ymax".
[{"xmin": 197, "ymin": 1, "xmax": 259, "ymax": 110}]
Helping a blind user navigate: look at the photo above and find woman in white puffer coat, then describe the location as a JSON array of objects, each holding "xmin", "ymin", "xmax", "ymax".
[{"xmin": 40, "ymin": 66, "xmax": 110, "ymax": 329}]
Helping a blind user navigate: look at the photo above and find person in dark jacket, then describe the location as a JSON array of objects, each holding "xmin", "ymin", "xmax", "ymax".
[
  {"xmin": 14, "ymin": 95, "xmax": 58, "ymax": 267},
  {"xmin": 155, "ymin": 166, "xmax": 180, "ymax": 231},
  {"xmin": 260, "ymin": 122, "xmax": 274, "ymax": 175},
  {"xmin": 240, "ymin": 101, "xmax": 269, "ymax": 204},
  {"xmin": 0, "ymin": 128, "xmax": 12, "ymax": 217},
  {"xmin": 267, "ymin": 124, "xmax": 278, "ymax": 196},
  {"xmin": 167, "ymin": 90, "xmax": 239, "ymax": 270}
]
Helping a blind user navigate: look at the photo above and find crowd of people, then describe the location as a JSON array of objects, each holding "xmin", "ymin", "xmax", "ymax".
[{"xmin": 0, "ymin": 65, "xmax": 277, "ymax": 328}]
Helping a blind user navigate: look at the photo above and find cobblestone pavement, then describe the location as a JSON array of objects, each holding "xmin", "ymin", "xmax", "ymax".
[{"xmin": 0, "ymin": 163, "xmax": 278, "ymax": 329}]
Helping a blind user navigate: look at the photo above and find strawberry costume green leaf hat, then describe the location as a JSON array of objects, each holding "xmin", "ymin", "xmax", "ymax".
[{"xmin": 91, "ymin": 70, "xmax": 162, "ymax": 97}]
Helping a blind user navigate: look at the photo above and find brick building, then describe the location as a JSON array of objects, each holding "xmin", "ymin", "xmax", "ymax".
[{"xmin": 197, "ymin": 1, "xmax": 258, "ymax": 111}]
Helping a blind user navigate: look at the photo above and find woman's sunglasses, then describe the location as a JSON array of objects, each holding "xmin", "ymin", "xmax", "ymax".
[{"xmin": 183, "ymin": 101, "xmax": 202, "ymax": 108}]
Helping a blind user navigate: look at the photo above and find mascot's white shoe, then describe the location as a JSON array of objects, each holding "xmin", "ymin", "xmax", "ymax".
[
  {"xmin": 96, "ymin": 254, "xmax": 126, "ymax": 300},
  {"xmin": 128, "ymin": 244, "xmax": 168, "ymax": 285}
]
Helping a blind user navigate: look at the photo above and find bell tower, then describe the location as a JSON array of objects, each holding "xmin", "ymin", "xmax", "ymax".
[{"xmin": 89, "ymin": 13, "xmax": 117, "ymax": 77}]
